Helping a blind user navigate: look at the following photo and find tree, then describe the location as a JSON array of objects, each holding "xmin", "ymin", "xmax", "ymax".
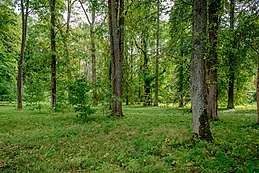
[
  {"xmin": 206, "ymin": 0, "xmax": 220, "ymax": 120},
  {"xmin": 108, "ymin": 0, "xmax": 124, "ymax": 116},
  {"xmin": 17, "ymin": 0, "xmax": 30, "ymax": 109},
  {"xmin": 50, "ymin": 0, "xmax": 57, "ymax": 109},
  {"xmin": 191, "ymin": 0, "xmax": 213, "ymax": 141},
  {"xmin": 79, "ymin": 0, "xmax": 99, "ymax": 106},
  {"xmin": 154, "ymin": 0, "xmax": 160, "ymax": 106},
  {"xmin": 227, "ymin": 0, "xmax": 235, "ymax": 109}
]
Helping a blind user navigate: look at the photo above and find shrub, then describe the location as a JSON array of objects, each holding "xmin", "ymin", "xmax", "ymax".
[{"xmin": 68, "ymin": 76, "xmax": 96, "ymax": 119}]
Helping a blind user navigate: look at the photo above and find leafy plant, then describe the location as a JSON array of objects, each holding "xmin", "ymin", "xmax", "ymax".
[
  {"xmin": 24, "ymin": 77, "xmax": 46, "ymax": 111},
  {"xmin": 68, "ymin": 76, "xmax": 96, "ymax": 119}
]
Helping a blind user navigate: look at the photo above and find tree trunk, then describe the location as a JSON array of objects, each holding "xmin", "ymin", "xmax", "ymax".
[
  {"xmin": 90, "ymin": 8, "xmax": 98, "ymax": 106},
  {"xmin": 79, "ymin": 0, "xmax": 98, "ymax": 106},
  {"xmin": 142, "ymin": 36, "xmax": 151, "ymax": 106},
  {"xmin": 178, "ymin": 56, "xmax": 184, "ymax": 108},
  {"xmin": 108, "ymin": 0, "xmax": 123, "ymax": 116},
  {"xmin": 191, "ymin": 0, "xmax": 213, "ymax": 141},
  {"xmin": 17, "ymin": 0, "xmax": 29, "ymax": 109},
  {"xmin": 207, "ymin": 0, "xmax": 220, "ymax": 120},
  {"xmin": 50, "ymin": 0, "xmax": 57, "ymax": 109},
  {"xmin": 227, "ymin": 0, "xmax": 235, "ymax": 109},
  {"xmin": 154, "ymin": 0, "xmax": 160, "ymax": 107},
  {"xmin": 257, "ymin": 59, "xmax": 259, "ymax": 125},
  {"xmin": 65, "ymin": 0, "xmax": 72, "ymax": 79}
]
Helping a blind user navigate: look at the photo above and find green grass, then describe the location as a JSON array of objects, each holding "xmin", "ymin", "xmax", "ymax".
[{"xmin": 0, "ymin": 105, "xmax": 258, "ymax": 172}]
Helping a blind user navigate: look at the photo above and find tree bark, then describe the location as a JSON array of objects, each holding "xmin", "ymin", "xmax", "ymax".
[
  {"xmin": 154, "ymin": 0, "xmax": 160, "ymax": 107},
  {"xmin": 17, "ymin": 0, "xmax": 29, "ymax": 109},
  {"xmin": 50, "ymin": 0, "xmax": 57, "ymax": 109},
  {"xmin": 191, "ymin": 0, "xmax": 213, "ymax": 141},
  {"xmin": 207, "ymin": 0, "xmax": 220, "ymax": 120},
  {"xmin": 108, "ymin": 0, "xmax": 124, "ymax": 116},
  {"xmin": 227, "ymin": 0, "xmax": 235, "ymax": 109},
  {"xmin": 90, "ymin": 7, "xmax": 98, "ymax": 106},
  {"xmin": 178, "ymin": 49, "xmax": 184, "ymax": 107},
  {"xmin": 141, "ymin": 35, "xmax": 151, "ymax": 106},
  {"xmin": 257, "ymin": 59, "xmax": 259, "ymax": 125}
]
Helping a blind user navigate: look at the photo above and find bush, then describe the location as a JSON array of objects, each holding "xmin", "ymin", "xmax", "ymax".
[
  {"xmin": 68, "ymin": 76, "xmax": 96, "ymax": 119},
  {"xmin": 24, "ymin": 77, "xmax": 46, "ymax": 111}
]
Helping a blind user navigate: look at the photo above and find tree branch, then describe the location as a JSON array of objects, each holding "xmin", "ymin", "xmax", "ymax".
[
  {"xmin": 250, "ymin": 44, "xmax": 259, "ymax": 54},
  {"xmin": 79, "ymin": 0, "xmax": 91, "ymax": 25},
  {"xmin": 133, "ymin": 37, "xmax": 146, "ymax": 56}
]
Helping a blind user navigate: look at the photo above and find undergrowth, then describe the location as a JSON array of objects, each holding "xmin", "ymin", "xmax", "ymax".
[{"xmin": 0, "ymin": 105, "xmax": 258, "ymax": 172}]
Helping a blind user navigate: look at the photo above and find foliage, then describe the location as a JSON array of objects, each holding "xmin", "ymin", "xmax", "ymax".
[
  {"xmin": 168, "ymin": 1, "xmax": 192, "ymax": 106},
  {"xmin": 68, "ymin": 76, "xmax": 96, "ymax": 119},
  {"xmin": 24, "ymin": 77, "xmax": 46, "ymax": 111},
  {"xmin": 0, "ymin": 4, "xmax": 20, "ymax": 101},
  {"xmin": 0, "ymin": 106, "xmax": 258, "ymax": 172}
]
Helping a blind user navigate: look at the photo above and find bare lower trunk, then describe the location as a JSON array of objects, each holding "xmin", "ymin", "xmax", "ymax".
[
  {"xmin": 191, "ymin": 0, "xmax": 213, "ymax": 141},
  {"xmin": 144, "ymin": 86, "xmax": 151, "ymax": 106},
  {"xmin": 50, "ymin": 0, "xmax": 57, "ymax": 109},
  {"xmin": 126, "ymin": 82, "xmax": 129, "ymax": 105},
  {"xmin": 207, "ymin": 70, "xmax": 219, "ymax": 120},
  {"xmin": 142, "ymin": 37, "xmax": 150, "ymax": 106},
  {"xmin": 227, "ymin": 70, "xmax": 234, "ymax": 109},
  {"xmin": 17, "ymin": 65, "xmax": 22, "ymax": 109},
  {"xmin": 207, "ymin": 0, "xmax": 220, "ymax": 120},
  {"xmin": 178, "ymin": 49, "xmax": 184, "ymax": 107}
]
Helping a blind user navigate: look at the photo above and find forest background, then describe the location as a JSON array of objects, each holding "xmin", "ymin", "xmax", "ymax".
[{"xmin": 0, "ymin": 0, "xmax": 259, "ymax": 171}]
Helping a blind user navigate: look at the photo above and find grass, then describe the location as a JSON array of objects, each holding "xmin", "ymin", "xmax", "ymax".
[{"xmin": 0, "ymin": 105, "xmax": 259, "ymax": 172}]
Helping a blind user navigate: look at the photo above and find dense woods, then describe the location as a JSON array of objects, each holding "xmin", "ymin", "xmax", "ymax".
[{"xmin": 0, "ymin": 0, "xmax": 259, "ymax": 171}]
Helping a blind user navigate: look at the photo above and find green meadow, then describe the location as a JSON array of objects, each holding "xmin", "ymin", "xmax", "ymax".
[{"xmin": 0, "ymin": 106, "xmax": 258, "ymax": 172}]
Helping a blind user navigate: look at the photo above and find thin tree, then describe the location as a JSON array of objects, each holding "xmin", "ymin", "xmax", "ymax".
[
  {"xmin": 108, "ymin": 0, "xmax": 124, "ymax": 116},
  {"xmin": 79, "ymin": 0, "xmax": 98, "ymax": 106},
  {"xmin": 257, "ymin": 56, "xmax": 259, "ymax": 125},
  {"xmin": 50, "ymin": 0, "xmax": 56, "ymax": 109},
  {"xmin": 65, "ymin": 0, "xmax": 73, "ymax": 79},
  {"xmin": 191, "ymin": 0, "xmax": 213, "ymax": 141},
  {"xmin": 17, "ymin": 0, "xmax": 29, "ymax": 109},
  {"xmin": 207, "ymin": 0, "xmax": 220, "ymax": 120},
  {"xmin": 154, "ymin": 0, "xmax": 160, "ymax": 106},
  {"xmin": 227, "ymin": 0, "xmax": 235, "ymax": 109}
]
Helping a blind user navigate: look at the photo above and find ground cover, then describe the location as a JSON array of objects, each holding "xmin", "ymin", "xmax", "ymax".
[{"xmin": 0, "ymin": 105, "xmax": 258, "ymax": 172}]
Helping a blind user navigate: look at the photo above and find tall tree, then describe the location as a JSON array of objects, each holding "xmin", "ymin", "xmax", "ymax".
[
  {"xmin": 79, "ymin": 0, "xmax": 98, "ymax": 106},
  {"xmin": 191, "ymin": 0, "xmax": 213, "ymax": 141},
  {"xmin": 108, "ymin": 0, "xmax": 124, "ymax": 116},
  {"xmin": 227, "ymin": 0, "xmax": 235, "ymax": 109},
  {"xmin": 206, "ymin": 0, "xmax": 220, "ymax": 120},
  {"xmin": 17, "ymin": 0, "xmax": 29, "ymax": 109},
  {"xmin": 65, "ymin": 0, "xmax": 73, "ymax": 78},
  {"xmin": 90, "ymin": 4, "xmax": 98, "ymax": 106},
  {"xmin": 154, "ymin": 0, "xmax": 160, "ymax": 106},
  {"xmin": 50, "ymin": 0, "xmax": 56, "ymax": 109}
]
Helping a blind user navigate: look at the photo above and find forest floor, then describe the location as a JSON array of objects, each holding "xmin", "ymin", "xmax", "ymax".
[{"xmin": 0, "ymin": 105, "xmax": 258, "ymax": 172}]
